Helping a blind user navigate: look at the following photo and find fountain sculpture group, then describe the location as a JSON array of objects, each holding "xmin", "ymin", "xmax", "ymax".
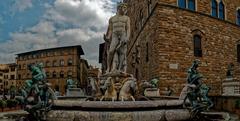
[
  {"xmin": 17, "ymin": 63, "xmax": 56, "ymax": 121},
  {"xmin": 15, "ymin": 2, "xmax": 216, "ymax": 121}
]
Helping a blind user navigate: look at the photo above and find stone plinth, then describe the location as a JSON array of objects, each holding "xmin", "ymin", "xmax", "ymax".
[
  {"xmin": 144, "ymin": 88, "xmax": 160, "ymax": 97},
  {"xmin": 222, "ymin": 78, "xmax": 240, "ymax": 96},
  {"xmin": 66, "ymin": 88, "xmax": 85, "ymax": 96}
]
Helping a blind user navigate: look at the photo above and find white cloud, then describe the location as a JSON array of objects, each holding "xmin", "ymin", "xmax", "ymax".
[
  {"xmin": 29, "ymin": 21, "xmax": 56, "ymax": 35},
  {"xmin": 11, "ymin": 0, "xmax": 33, "ymax": 13},
  {"xmin": 0, "ymin": 0, "xmax": 116, "ymax": 67},
  {"xmin": 44, "ymin": 0, "xmax": 113, "ymax": 30}
]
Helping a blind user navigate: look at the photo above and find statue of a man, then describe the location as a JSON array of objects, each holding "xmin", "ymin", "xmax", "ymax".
[
  {"xmin": 104, "ymin": 2, "xmax": 130, "ymax": 73},
  {"xmin": 66, "ymin": 77, "xmax": 76, "ymax": 89}
]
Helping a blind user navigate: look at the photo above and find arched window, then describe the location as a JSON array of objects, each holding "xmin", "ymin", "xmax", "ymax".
[
  {"xmin": 178, "ymin": 0, "xmax": 186, "ymax": 8},
  {"xmin": 68, "ymin": 58, "xmax": 73, "ymax": 66},
  {"xmin": 135, "ymin": 68, "xmax": 139, "ymax": 81},
  {"xmin": 147, "ymin": 0, "xmax": 152, "ymax": 15},
  {"xmin": 146, "ymin": 42, "xmax": 149, "ymax": 62},
  {"xmin": 140, "ymin": 9, "xmax": 144, "ymax": 28},
  {"xmin": 211, "ymin": 0, "xmax": 218, "ymax": 17},
  {"xmin": 52, "ymin": 71, "xmax": 57, "ymax": 78},
  {"xmin": 60, "ymin": 59, "xmax": 64, "ymax": 66},
  {"xmin": 188, "ymin": 0, "xmax": 195, "ymax": 11},
  {"xmin": 193, "ymin": 35, "xmax": 202, "ymax": 57},
  {"xmin": 237, "ymin": 9, "xmax": 240, "ymax": 25},
  {"xmin": 46, "ymin": 72, "xmax": 50, "ymax": 78},
  {"xmin": 237, "ymin": 44, "xmax": 240, "ymax": 63},
  {"xmin": 23, "ymin": 64, "xmax": 26, "ymax": 69},
  {"xmin": 60, "ymin": 71, "xmax": 64, "ymax": 78},
  {"xmin": 219, "ymin": 1, "xmax": 225, "ymax": 19}
]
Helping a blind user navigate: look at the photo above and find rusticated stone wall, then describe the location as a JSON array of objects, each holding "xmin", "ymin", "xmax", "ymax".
[{"xmin": 126, "ymin": 0, "xmax": 240, "ymax": 96}]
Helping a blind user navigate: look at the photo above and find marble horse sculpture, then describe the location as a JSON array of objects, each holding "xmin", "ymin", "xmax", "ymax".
[
  {"xmin": 100, "ymin": 77, "xmax": 118, "ymax": 101},
  {"xmin": 119, "ymin": 76, "xmax": 137, "ymax": 101}
]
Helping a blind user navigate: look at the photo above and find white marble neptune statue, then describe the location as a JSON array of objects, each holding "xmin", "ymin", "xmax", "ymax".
[{"xmin": 104, "ymin": 2, "xmax": 130, "ymax": 74}]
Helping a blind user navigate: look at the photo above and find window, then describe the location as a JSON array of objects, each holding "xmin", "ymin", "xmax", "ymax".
[
  {"xmin": 135, "ymin": 69, "xmax": 139, "ymax": 80},
  {"xmin": 53, "ymin": 60, "xmax": 58, "ymax": 67},
  {"xmin": 147, "ymin": 0, "xmax": 152, "ymax": 15},
  {"xmin": 178, "ymin": 0, "xmax": 186, "ymax": 8},
  {"xmin": 28, "ymin": 55, "xmax": 32, "ymax": 59},
  {"xmin": 193, "ymin": 35, "xmax": 202, "ymax": 57},
  {"xmin": 68, "ymin": 49, "xmax": 73, "ymax": 54},
  {"xmin": 54, "ymin": 51, "xmax": 59, "ymax": 56},
  {"xmin": 46, "ymin": 61, "xmax": 51, "ymax": 67},
  {"xmin": 10, "ymin": 75, "xmax": 15, "ymax": 80},
  {"xmin": 139, "ymin": 9, "xmax": 144, "ymax": 28},
  {"xmin": 27, "ymin": 73, "xmax": 30, "ymax": 78},
  {"xmin": 4, "ymin": 75, "xmax": 8, "ymax": 79},
  {"xmin": 135, "ymin": 20, "xmax": 138, "ymax": 30},
  {"xmin": 23, "ymin": 64, "xmax": 26, "ymax": 69},
  {"xmin": 60, "ymin": 50, "xmax": 64, "ymax": 55},
  {"xmin": 47, "ymin": 51, "xmax": 52, "ymax": 57},
  {"xmin": 68, "ymin": 59, "xmax": 73, "ymax": 66},
  {"xmin": 178, "ymin": 0, "xmax": 196, "ymax": 11},
  {"xmin": 41, "ymin": 52, "xmax": 46, "ymax": 57},
  {"xmin": 68, "ymin": 71, "xmax": 73, "ymax": 77},
  {"xmin": 18, "ymin": 74, "xmax": 21, "ymax": 79},
  {"xmin": 188, "ymin": 0, "xmax": 195, "ymax": 11},
  {"xmin": 60, "ymin": 59, "xmax": 65, "ymax": 66},
  {"xmin": 36, "ymin": 53, "xmax": 40, "ymax": 58},
  {"xmin": 237, "ymin": 9, "xmax": 240, "ymax": 25},
  {"xmin": 23, "ymin": 56, "xmax": 27, "ymax": 60},
  {"xmin": 212, "ymin": 0, "xmax": 218, "ymax": 17},
  {"xmin": 10, "ymin": 67, "xmax": 15, "ymax": 72},
  {"xmin": 219, "ymin": 1, "xmax": 225, "ymax": 19},
  {"xmin": 237, "ymin": 44, "xmax": 240, "ymax": 62},
  {"xmin": 234, "ymin": 86, "xmax": 240, "ymax": 94},
  {"xmin": 60, "ymin": 71, "xmax": 64, "ymax": 78},
  {"xmin": 146, "ymin": 42, "xmax": 149, "ymax": 62},
  {"xmin": 52, "ymin": 71, "xmax": 57, "ymax": 78},
  {"xmin": 33, "ymin": 54, "xmax": 36, "ymax": 59},
  {"xmin": 55, "ymin": 85, "xmax": 60, "ymax": 91},
  {"xmin": 46, "ymin": 72, "xmax": 50, "ymax": 78}
]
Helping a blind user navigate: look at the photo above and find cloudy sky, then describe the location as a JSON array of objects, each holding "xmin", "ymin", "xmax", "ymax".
[{"xmin": 0, "ymin": 0, "xmax": 121, "ymax": 66}]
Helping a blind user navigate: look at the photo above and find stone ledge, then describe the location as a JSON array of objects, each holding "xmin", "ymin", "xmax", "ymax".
[
  {"xmin": 47, "ymin": 109, "xmax": 190, "ymax": 121},
  {"xmin": 53, "ymin": 100, "xmax": 184, "ymax": 110}
]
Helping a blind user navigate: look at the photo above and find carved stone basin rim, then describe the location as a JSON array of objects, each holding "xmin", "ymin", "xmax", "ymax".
[{"xmin": 52, "ymin": 100, "xmax": 184, "ymax": 110}]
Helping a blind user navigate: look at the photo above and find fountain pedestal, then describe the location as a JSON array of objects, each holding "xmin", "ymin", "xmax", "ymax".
[{"xmin": 66, "ymin": 88, "xmax": 85, "ymax": 97}]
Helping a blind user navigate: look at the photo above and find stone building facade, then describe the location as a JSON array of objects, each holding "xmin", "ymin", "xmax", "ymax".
[
  {"xmin": 16, "ymin": 45, "xmax": 89, "ymax": 95},
  {"xmin": 124, "ymin": 0, "xmax": 240, "ymax": 96},
  {"xmin": 0, "ymin": 64, "xmax": 17, "ymax": 94}
]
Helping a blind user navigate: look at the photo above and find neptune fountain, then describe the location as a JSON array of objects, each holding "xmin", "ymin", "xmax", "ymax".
[{"xmin": 2, "ymin": 2, "xmax": 231, "ymax": 121}]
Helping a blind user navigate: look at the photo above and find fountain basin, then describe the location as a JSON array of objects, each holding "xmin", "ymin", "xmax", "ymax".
[{"xmin": 47, "ymin": 100, "xmax": 190, "ymax": 121}]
